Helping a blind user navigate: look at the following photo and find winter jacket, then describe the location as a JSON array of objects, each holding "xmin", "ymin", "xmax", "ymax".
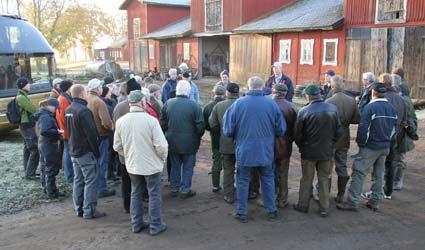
[
  {"xmin": 273, "ymin": 94, "xmax": 298, "ymax": 160},
  {"xmin": 190, "ymin": 81, "xmax": 201, "ymax": 103},
  {"xmin": 400, "ymin": 80, "xmax": 410, "ymax": 97},
  {"xmin": 358, "ymin": 84, "xmax": 373, "ymax": 114},
  {"xmin": 385, "ymin": 88, "xmax": 408, "ymax": 135},
  {"xmin": 65, "ymin": 98, "xmax": 100, "ymax": 158},
  {"xmin": 114, "ymin": 106, "xmax": 168, "ymax": 176},
  {"xmin": 203, "ymin": 96, "xmax": 225, "ymax": 150},
  {"xmin": 223, "ymin": 90, "xmax": 286, "ymax": 167},
  {"xmin": 397, "ymin": 96, "xmax": 417, "ymax": 153},
  {"xmin": 326, "ymin": 91, "xmax": 360, "ymax": 149},
  {"xmin": 294, "ymin": 98, "xmax": 341, "ymax": 161},
  {"xmin": 162, "ymin": 79, "xmax": 177, "ymax": 103},
  {"xmin": 356, "ymin": 98, "xmax": 397, "ymax": 150},
  {"xmin": 102, "ymin": 97, "xmax": 116, "ymax": 118},
  {"xmin": 209, "ymin": 95, "xmax": 239, "ymax": 154},
  {"xmin": 160, "ymin": 95, "xmax": 205, "ymax": 154},
  {"xmin": 56, "ymin": 93, "xmax": 72, "ymax": 140},
  {"xmin": 266, "ymin": 74, "xmax": 294, "ymax": 102},
  {"xmin": 34, "ymin": 108, "xmax": 61, "ymax": 143},
  {"xmin": 16, "ymin": 89, "xmax": 36, "ymax": 125},
  {"xmin": 87, "ymin": 91, "xmax": 113, "ymax": 137}
]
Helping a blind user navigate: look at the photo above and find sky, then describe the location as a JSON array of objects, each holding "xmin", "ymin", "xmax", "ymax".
[{"xmin": 80, "ymin": 0, "xmax": 123, "ymax": 15}]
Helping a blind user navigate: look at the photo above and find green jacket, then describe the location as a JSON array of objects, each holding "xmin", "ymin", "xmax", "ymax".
[
  {"xmin": 16, "ymin": 89, "xmax": 36, "ymax": 124},
  {"xmin": 203, "ymin": 96, "xmax": 225, "ymax": 150}
]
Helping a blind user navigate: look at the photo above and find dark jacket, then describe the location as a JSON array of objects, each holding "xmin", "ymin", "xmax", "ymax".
[
  {"xmin": 400, "ymin": 80, "xmax": 410, "ymax": 97},
  {"xmin": 209, "ymin": 95, "xmax": 239, "ymax": 154},
  {"xmin": 160, "ymin": 95, "xmax": 205, "ymax": 154},
  {"xmin": 266, "ymin": 74, "xmax": 294, "ymax": 102},
  {"xmin": 65, "ymin": 98, "xmax": 100, "ymax": 158},
  {"xmin": 203, "ymin": 96, "xmax": 225, "ymax": 150},
  {"xmin": 326, "ymin": 91, "xmax": 360, "ymax": 149},
  {"xmin": 162, "ymin": 79, "xmax": 177, "ymax": 103},
  {"xmin": 273, "ymin": 94, "xmax": 298, "ymax": 159},
  {"xmin": 358, "ymin": 84, "xmax": 372, "ymax": 114},
  {"xmin": 397, "ymin": 96, "xmax": 417, "ymax": 153},
  {"xmin": 34, "ymin": 108, "xmax": 61, "ymax": 143},
  {"xmin": 385, "ymin": 88, "xmax": 408, "ymax": 135},
  {"xmin": 356, "ymin": 99, "xmax": 398, "ymax": 150},
  {"xmin": 294, "ymin": 98, "xmax": 341, "ymax": 161}
]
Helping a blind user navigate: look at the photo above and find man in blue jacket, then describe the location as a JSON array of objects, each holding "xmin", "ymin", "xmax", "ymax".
[
  {"xmin": 337, "ymin": 82, "xmax": 397, "ymax": 212},
  {"xmin": 223, "ymin": 76, "xmax": 286, "ymax": 223}
]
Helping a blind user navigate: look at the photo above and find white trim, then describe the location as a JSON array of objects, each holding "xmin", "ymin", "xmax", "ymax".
[
  {"xmin": 279, "ymin": 39, "xmax": 291, "ymax": 64},
  {"xmin": 322, "ymin": 38, "xmax": 338, "ymax": 66},
  {"xmin": 148, "ymin": 44, "xmax": 154, "ymax": 59},
  {"xmin": 133, "ymin": 18, "xmax": 141, "ymax": 39},
  {"xmin": 300, "ymin": 39, "xmax": 314, "ymax": 65},
  {"xmin": 183, "ymin": 42, "xmax": 190, "ymax": 60},
  {"xmin": 375, "ymin": 0, "xmax": 407, "ymax": 24}
]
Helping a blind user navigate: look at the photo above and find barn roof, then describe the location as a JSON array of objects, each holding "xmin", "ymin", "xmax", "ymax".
[
  {"xmin": 119, "ymin": 0, "xmax": 190, "ymax": 10},
  {"xmin": 234, "ymin": 0, "xmax": 344, "ymax": 33},
  {"xmin": 143, "ymin": 17, "xmax": 191, "ymax": 39}
]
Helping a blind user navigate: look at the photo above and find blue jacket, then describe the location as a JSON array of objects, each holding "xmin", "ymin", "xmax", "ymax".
[
  {"xmin": 34, "ymin": 108, "xmax": 61, "ymax": 143},
  {"xmin": 356, "ymin": 98, "xmax": 398, "ymax": 150},
  {"xmin": 223, "ymin": 90, "xmax": 286, "ymax": 167},
  {"xmin": 189, "ymin": 81, "xmax": 200, "ymax": 103},
  {"xmin": 162, "ymin": 79, "xmax": 177, "ymax": 103}
]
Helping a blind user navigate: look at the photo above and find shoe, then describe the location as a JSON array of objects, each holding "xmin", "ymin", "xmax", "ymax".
[
  {"xmin": 361, "ymin": 191, "xmax": 372, "ymax": 199},
  {"xmin": 98, "ymin": 190, "xmax": 116, "ymax": 198},
  {"xmin": 335, "ymin": 176, "xmax": 350, "ymax": 204},
  {"xmin": 150, "ymin": 224, "xmax": 167, "ymax": 236},
  {"xmin": 293, "ymin": 204, "xmax": 308, "ymax": 213},
  {"xmin": 366, "ymin": 200, "xmax": 379, "ymax": 211},
  {"xmin": 267, "ymin": 211, "xmax": 278, "ymax": 221},
  {"xmin": 384, "ymin": 194, "xmax": 392, "ymax": 200},
  {"xmin": 319, "ymin": 209, "xmax": 329, "ymax": 218},
  {"xmin": 84, "ymin": 211, "xmax": 107, "ymax": 219},
  {"xmin": 336, "ymin": 202, "xmax": 358, "ymax": 211},
  {"xmin": 223, "ymin": 195, "xmax": 234, "ymax": 204},
  {"xmin": 248, "ymin": 192, "xmax": 257, "ymax": 200},
  {"xmin": 232, "ymin": 212, "xmax": 248, "ymax": 223},
  {"xmin": 277, "ymin": 200, "xmax": 289, "ymax": 209},
  {"xmin": 132, "ymin": 223, "xmax": 150, "ymax": 234},
  {"xmin": 180, "ymin": 190, "xmax": 196, "ymax": 199},
  {"xmin": 170, "ymin": 191, "xmax": 179, "ymax": 197},
  {"xmin": 393, "ymin": 181, "xmax": 403, "ymax": 191},
  {"xmin": 212, "ymin": 186, "xmax": 222, "ymax": 193},
  {"xmin": 77, "ymin": 211, "xmax": 83, "ymax": 217}
]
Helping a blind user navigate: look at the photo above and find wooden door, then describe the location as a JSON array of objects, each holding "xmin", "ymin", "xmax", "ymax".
[{"xmin": 160, "ymin": 40, "xmax": 177, "ymax": 73}]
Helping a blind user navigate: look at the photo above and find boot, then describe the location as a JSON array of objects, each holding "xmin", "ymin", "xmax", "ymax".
[{"xmin": 335, "ymin": 176, "xmax": 350, "ymax": 204}]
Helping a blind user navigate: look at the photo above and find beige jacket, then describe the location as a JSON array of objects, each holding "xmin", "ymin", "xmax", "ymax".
[
  {"xmin": 113, "ymin": 106, "xmax": 168, "ymax": 176},
  {"xmin": 87, "ymin": 91, "xmax": 113, "ymax": 136}
]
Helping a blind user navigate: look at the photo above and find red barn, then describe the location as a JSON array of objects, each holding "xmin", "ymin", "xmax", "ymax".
[
  {"xmin": 119, "ymin": 0, "xmax": 190, "ymax": 73},
  {"xmin": 232, "ymin": 0, "xmax": 345, "ymax": 85},
  {"xmin": 344, "ymin": 0, "xmax": 425, "ymax": 98}
]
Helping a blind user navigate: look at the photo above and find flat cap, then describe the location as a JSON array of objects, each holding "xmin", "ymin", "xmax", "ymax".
[
  {"xmin": 46, "ymin": 98, "xmax": 59, "ymax": 108},
  {"xmin": 303, "ymin": 84, "xmax": 321, "ymax": 95},
  {"xmin": 371, "ymin": 82, "xmax": 387, "ymax": 93},
  {"xmin": 128, "ymin": 90, "xmax": 145, "ymax": 103},
  {"xmin": 274, "ymin": 83, "xmax": 288, "ymax": 93},
  {"xmin": 226, "ymin": 82, "xmax": 240, "ymax": 94},
  {"xmin": 214, "ymin": 85, "xmax": 226, "ymax": 95},
  {"xmin": 88, "ymin": 78, "xmax": 102, "ymax": 91},
  {"xmin": 148, "ymin": 84, "xmax": 161, "ymax": 94}
]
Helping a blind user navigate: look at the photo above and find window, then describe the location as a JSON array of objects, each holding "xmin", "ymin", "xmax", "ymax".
[
  {"xmin": 323, "ymin": 39, "xmax": 338, "ymax": 66},
  {"xmin": 133, "ymin": 18, "xmax": 140, "ymax": 39},
  {"xmin": 279, "ymin": 40, "xmax": 291, "ymax": 64},
  {"xmin": 300, "ymin": 39, "xmax": 314, "ymax": 65},
  {"xmin": 183, "ymin": 43, "xmax": 190, "ymax": 60},
  {"xmin": 376, "ymin": 0, "xmax": 406, "ymax": 23},
  {"xmin": 149, "ymin": 44, "xmax": 154, "ymax": 59},
  {"xmin": 205, "ymin": 0, "xmax": 222, "ymax": 32}
]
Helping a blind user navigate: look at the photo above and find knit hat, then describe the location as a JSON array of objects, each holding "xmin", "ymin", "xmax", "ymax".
[
  {"xmin": 103, "ymin": 76, "xmax": 114, "ymax": 85},
  {"xmin": 128, "ymin": 90, "xmax": 145, "ymax": 103},
  {"xmin": 126, "ymin": 78, "xmax": 141, "ymax": 95},
  {"xmin": 88, "ymin": 78, "xmax": 102, "ymax": 91},
  {"xmin": 59, "ymin": 80, "xmax": 73, "ymax": 92},
  {"xmin": 214, "ymin": 85, "xmax": 226, "ymax": 96},
  {"xmin": 303, "ymin": 84, "xmax": 321, "ymax": 95},
  {"xmin": 226, "ymin": 82, "xmax": 240, "ymax": 94},
  {"xmin": 148, "ymin": 84, "xmax": 161, "ymax": 94},
  {"xmin": 371, "ymin": 82, "xmax": 387, "ymax": 93},
  {"xmin": 274, "ymin": 83, "xmax": 288, "ymax": 93},
  {"xmin": 325, "ymin": 69, "xmax": 335, "ymax": 76},
  {"xmin": 46, "ymin": 98, "xmax": 59, "ymax": 108},
  {"xmin": 52, "ymin": 78, "xmax": 63, "ymax": 86},
  {"xmin": 101, "ymin": 86, "xmax": 110, "ymax": 98},
  {"xmin": 16, "ymin": 77, "xmax": 30, "ymax": 89}
]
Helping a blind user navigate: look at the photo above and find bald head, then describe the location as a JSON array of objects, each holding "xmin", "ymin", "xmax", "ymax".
[
  {"xmin": 247, "ymin": 76, "xmax": 265, "ymax": 90},
  {"xmin": 331, "ymin": 75, "xmax": 344, "ymax": 92},
  {"xmin": 70, "ymin": 84, "xmax": 87, "ymax": 100}
]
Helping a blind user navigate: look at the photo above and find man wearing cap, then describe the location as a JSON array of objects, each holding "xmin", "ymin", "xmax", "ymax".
[
  {"xmin": 216, "ymin": 70, "xmax": 231, "ymax": 88},
  {"xmin": 266, "ymin": 62, "xmax": 294, "ymax": 102},
  {"xmin": 209, "ymin": 83, "xmax": 240, "ymax": 203},
  {"xmin": 160, "ymin": 80, "xmax": 205, "ymax": 199},
  {"xmin": 50, "ymin": 78, "xmax": 63, "ymax": 99},
  {"xmin": 272, "ymin": 83, "xmax": 298, "ymax": 208},
  {"xmin": 162, "ymin": 68, "xmax": 178, "ymax": 104},
  {"xmin": 325, "ymin": 76, "xmax": 360, "ymax": 203},
  {"xmin": 224, "ymin": 76, "xmax": 286, "ymax": 223},
  {"xmin": 56, "ymin": 80, "xmax": 74, "ymax": 183},
  {"xmin": 16, "ymin": 77, "xmax": 39, "ymax": 180},
  {"xmin": 66, "ymin": 84, "xmax": 105, "ymax": 219},
  {"xmin": 148, "ymin": 83, "xmax": 163, "ymax": 117},
  {"xmin": 114, "ymin": 90, "xmax": 168, "ymax": 235},
  {"xmin": 87, "ymin": 78, "xmax": 115, "ymax": 198},
  {"xmin": 322, "ymin": 69, "xmax": 335, "ymax": 99},
  {"xmin": 203, "ymin": 85, "xmax": 226, "ymax": 193},
  {"xmin": 34, "ymin": 98, "xmax": 64, "ymax": 199},
  {"xmin": 337, "ymin": 82, "xmax": 397, "ymax": 211},
  {"xmin": 293, "ymin": 84, "xmax": 341, "ymax": 217}
]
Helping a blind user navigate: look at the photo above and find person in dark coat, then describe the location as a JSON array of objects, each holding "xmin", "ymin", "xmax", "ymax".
[
  {"xmin": 203, "ymin": 85, "xmax": 226, "ymax": 192},
  {"xmin": 293, "ymin": 84, "xmax": 341, "ymax": 217},
  {"xmin": 322, "ymin": 69, "xmax": 335, "ymax": 99},
  {"xmin": 160, "ymin": 80, "xmax": 205, "ymax": 199},
  {"xmin": 265, "ymin": 62, "xmax": 294, "ymax": 102},
  {"xmin": 162, "ymin": 68, "xmax": 178, "ymax": 104},
  {"xmin": 223, "ymin": 76, "xmax": 286, "ymax": 223},
  {"xmin": 392, "ymin": 67, "xmax": 410, "ymax": 97},
  {"xmin": 358, "ymin": 72, "xmax": 376, "ymax": 114},
  {"xmin": 209, "ymin": 83, "xmax": 240, "ymax": 203}
]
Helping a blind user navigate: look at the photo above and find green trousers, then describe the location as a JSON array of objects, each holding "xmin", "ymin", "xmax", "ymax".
[
  {"xmin": 222, "ymin": 154, "xmax": 236, "ymax": 196},
  {"xmin": 211, "ymin": 147, "xmax": 223, "ymax": 188}
]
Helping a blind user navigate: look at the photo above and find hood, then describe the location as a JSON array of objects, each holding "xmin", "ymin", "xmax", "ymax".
[{"xmin": 33, "ymin": 108, "xmax": 53, "ymax": 122}]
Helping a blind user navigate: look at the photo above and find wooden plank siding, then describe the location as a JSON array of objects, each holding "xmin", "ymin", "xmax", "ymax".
[
  {"xmin": 159, "ymin": 39, "xmax": 178, "ymax": 73},
  {"xmin": 403, "ymin": 26, "xmax": 425, "ymax": 98}
]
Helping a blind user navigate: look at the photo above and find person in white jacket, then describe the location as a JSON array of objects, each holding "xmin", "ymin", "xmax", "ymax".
[{"xmin": 114, "ymin": 90, "xmax": 168, "ymax": 236}]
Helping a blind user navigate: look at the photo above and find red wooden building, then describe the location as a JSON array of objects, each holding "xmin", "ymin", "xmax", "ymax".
[
  {"xmin": 344, "ymin": 0, "xmax": 425, "ymax": 98},
  {"xmin": 119, "ymin": 0, "xmax": 191, "ymax": 73}
]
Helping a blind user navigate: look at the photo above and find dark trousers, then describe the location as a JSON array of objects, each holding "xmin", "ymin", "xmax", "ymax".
[
  {"xmin": 384, "ymin": 139, "xmax": 397, "ymax": 196},
  {"xmin": 39, "ymin": 140, "xmax": 61, "ymax": 196},
  {"xmin": 19, "ymin": 125, "xmax": 39, "ymax": 178},
  {"xmin": 120, "ymin": 163, "xmax": 131, "ymax": 212}
]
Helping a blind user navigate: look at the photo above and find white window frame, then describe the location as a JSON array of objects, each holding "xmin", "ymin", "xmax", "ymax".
[
  {"xmin": 149, "ymin": 44, "xmax": 154, "ymax": 59},
  {"xmin": 375, "ymin": 0, "xmax": 407, "ymax": 24},
  {"xmin": 183, "ymin": 42, "xmax": 190, "ymax": 60},
  {"xmin": 322, "ymin": 38, "xmax": 338, "ymax": 66},
  {"xmin": 133, "ymin": 18, "xmax": 140, "ymax": 39},
  {"xmin": 300, "ymin": 39, "xmax": 314, "ymax": 65},
  {"xmin": 279, "ymin": 39, "xmax": 291, "ymax": 64}
]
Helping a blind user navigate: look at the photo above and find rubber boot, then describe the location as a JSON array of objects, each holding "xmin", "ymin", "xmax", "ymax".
[{"xmin": 335, "ymin": 176, "xmax": 350, "ymax": 204}]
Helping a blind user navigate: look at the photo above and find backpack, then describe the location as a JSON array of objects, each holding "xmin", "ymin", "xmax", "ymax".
[{"xmin": 6, "ymin": 98, "xmax": 22, "ymax": 124}]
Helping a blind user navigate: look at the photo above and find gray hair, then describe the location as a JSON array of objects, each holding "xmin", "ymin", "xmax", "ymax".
[
  {"xmin": 247, "ymin": 76, "xmax": 265, "ymax": 90},
  {"xmin": 391, "ymin": 74, "xmax": 402, "ymax": 86},
  {"xmin": 331, "ymin": 75, "xmax": 344, "ymax": 91},
  {"xmin": 362, "ymin": 72, "xmax": 375, "ymax": 83},
  {"xmin": 176, "ymin": 80, "xmax": 191, "ymax": 97},
  {"xmin": 169, "ymin": 68, "xmax": 177, "ymax": 77}
]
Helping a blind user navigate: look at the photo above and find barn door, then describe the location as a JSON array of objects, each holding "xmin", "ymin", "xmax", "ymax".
[{"xmin": 160, "ymin": 40, "xmax": 177, "ymax": 73}]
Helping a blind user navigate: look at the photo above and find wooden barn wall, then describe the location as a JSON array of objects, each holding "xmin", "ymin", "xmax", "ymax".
[
  {"xmin": 176, "ymin": 37, "xmax": 200, "ymax": 71},
  {"xmin": 191, "ymin": 0, "xmax": 205, "ymax": 33},
  {"xmin": 146, "ymin": 5, "xmax": 190, "ymax": 34},
  {"xmin": 229, "ymin": 34, "xmax": 272, "ymax": 84},
  {"xmin": 127, "ymin": 1, "xmax": 148, "ymax": 37},
  {"xmin": 403, "ymin": 26, "xmax": 425, "ymax": 99},
  {"xmin": 223, "ymin": 0, "xmax": 242, "ymax": 31}
]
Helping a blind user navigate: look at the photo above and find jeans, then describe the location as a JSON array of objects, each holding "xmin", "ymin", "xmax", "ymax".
[
  {"xmin": 347, "ymin": 147, "xmax": 389, "ymax": 206},
  {"xmin": 39, "ymin": 145, "xmax": 46, "ymax": 192},
  {"xmin": 169, "ymin": 153, "xmax": 196, "ymax": 193},
  {"xmin": 129, "ymin": 172, "xmax": 163, "ymax": 232},
  {"xmin": 384, "ymin": 139, "xmax": 397, "ymax": 196},
  {"xmin": 236, "ymin": 165, "xmax": 276, "ymax": 216},
  {"xmin": 275, "ymin": 157, "xmax": 290, "ymax": 204},
  {"xmin": 72, "ymin": 152, "xmax": 98, "ymax": 218},
  {"xmin": 120, "ymin": 163, "xmax": 131, "ymax": 212},
  {"xmin": 63, "ymin": 141, "xmax": 74, "ymax": 183},
  {"xmin": 19, "ymin": 125, "xmax": 39, "ymax": 178},
  {"xmin": 39, "ymin": 140, "xmax": 61, "ymax": 196},
  {"xmin": 222, "ymin": 154, "xmax": 236, "ymax": 197},
  {"xmin": 98, "ymin": 136, "xmax": 110, "ymax": 193}
]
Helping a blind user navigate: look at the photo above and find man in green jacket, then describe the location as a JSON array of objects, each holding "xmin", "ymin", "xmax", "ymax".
[
  {"xmin": 203, "ymin": 85, "xmax": 225, "ymax": 193},
  {"xmin": 16, "ymin": 77, "xmax": 39, "ymax": 180}
]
